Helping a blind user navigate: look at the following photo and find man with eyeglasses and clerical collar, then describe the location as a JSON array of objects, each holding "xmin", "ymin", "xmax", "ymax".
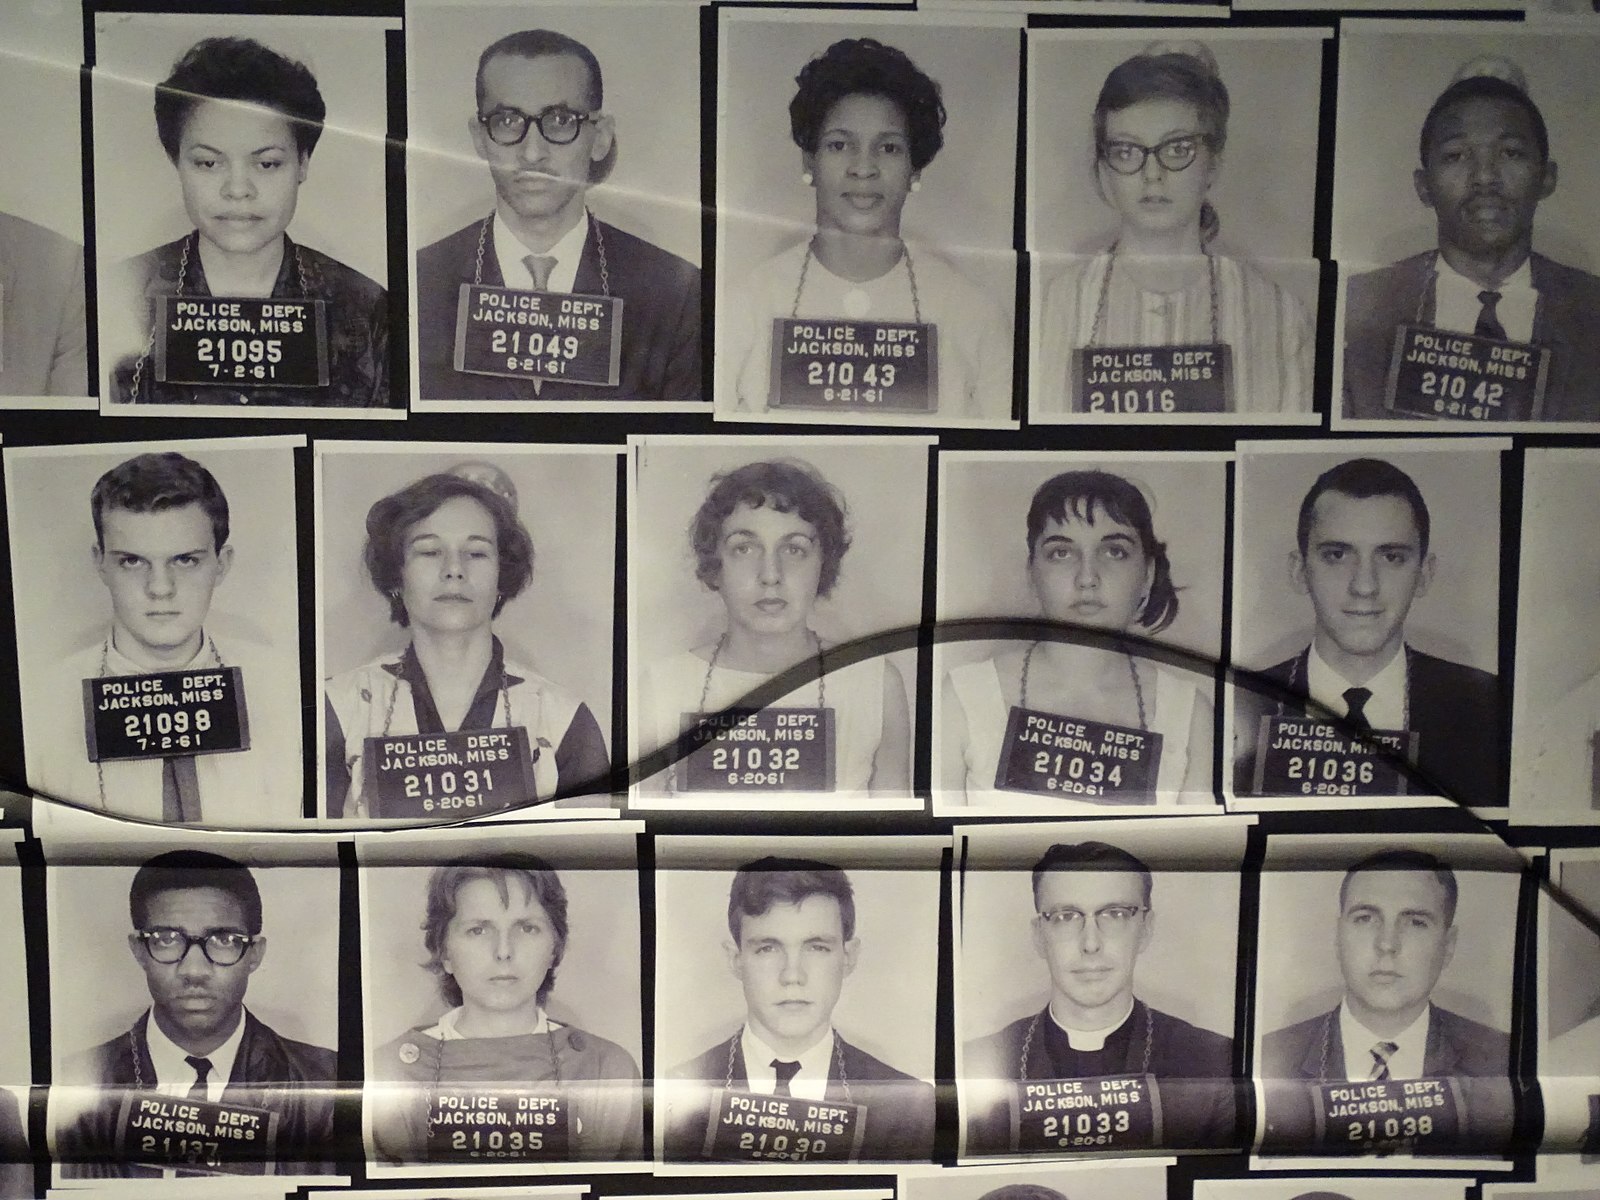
[
  {"xmin": 414, "ymin": 28, "xmax": 701, "ymax": 404},
  {"xmin": 1342, "ymin": 56, "xmax": 1600, "ymax": 424},
  {"xmin": 1258, "ymin": 850, "xmax": 1513, "ymax": 1155},
  {"xmin": 661, "ymin": 858, "xmax": 935, "ymax": 1164},
  {"xmin": 963, "ymin": 841, "xmax": 1238, "ymax": 1155},
  {"xmin": 54, "ymin": 851, "xmax": 336, "ymax": 1178}
]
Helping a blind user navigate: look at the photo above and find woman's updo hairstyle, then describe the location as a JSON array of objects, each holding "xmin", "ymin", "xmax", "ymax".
[
  {"xmin": 790, "ymin": 38, "xmax": 947, "ymax": 172},
  {"xmin": 1093, "ymin": 41, "xmax": 1229, "ymax": 245},
  {"xmin": 1025, "ymin": 470, "xmax": 1180, "ymax": 633}
]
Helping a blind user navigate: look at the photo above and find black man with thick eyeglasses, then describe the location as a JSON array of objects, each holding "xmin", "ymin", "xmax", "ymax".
[
  {"xmin": 54, "ymin": 850, "xmax": 336, "ymax": 1178},
  {"xmin": 415, "ymin": 28, "xmax": 701, "ymax": 404},
  {"xmin": 963, "ymin": 840, "xmax": 1238, "ymax": 1155}
]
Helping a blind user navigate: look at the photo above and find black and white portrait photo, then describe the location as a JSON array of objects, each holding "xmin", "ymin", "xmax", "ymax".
[
  {"xmin": 0, "ymin": 832, "xmax": 29, "ymax": 1200},
  {"xmin": 1537, "ymin": 849, "xmax": 1600, "ymax": 1152},
  {"xmin": 359, "ymin": 824, "xmax": 644, "ymax": 1174},
  {"xmin": 92, "ymin": 11, "xmax": 398, "ymax": 414},
  {"xmin": 0, "ymin": 5, "xmax": 89, "ymax": 405},
  {"xmin": 1333, "ymin": 23, "xmax": 1600, "ymax": 428},
  {"xmin": 407, "ymin": 2, "xmax": 702, "ymax": 411},
  {"xmin": 935, "ymin": 452, "xmax": 1226, "ymax": 814},
  {"xmin": 1194, "ymin": 1180, "xmax": 1469, "ymax": 1200},
  {"xmin": 654, "ymin": 837, "xmax": 941, "ymax": 1165},
  {"xmin": 4, "ymin": 438, "xmax": 305, "ymax": 827},
  {"xmin": 902, "ymin": 1159, "xmax": 1173, "ymax": 1200},
  {"xmin": 1253, "ymin": 833, "xmax": 1522, "ymax": 1161},
  {"xmin": 957, "ymin": 818, "xmax": 1247, "ymax": 1157},
  {"xmin": 629, "ymin": 436, "xmax": 927, "ymax": 812},
  {"xmin": 48, "ymin": 841, "xmax": 342, "ymax": 1180},
  {"xmin": 1511, "ymin": 450, "xmax": 1600, "ymax": 826},
  {"xmin": 317, "ymin": 443, "xmax": 619, "ymax": 821},
  {"xmin": 1026, "ymin": 30, "xmax": 1323, "ymax": 425},
  {"xmin": 1228, "ymin": 440, "xmax": 1506, "ymax": 811},
  {"xmin": 713, "ymin": 11, "xmax": 1018, "ymax": 428}
]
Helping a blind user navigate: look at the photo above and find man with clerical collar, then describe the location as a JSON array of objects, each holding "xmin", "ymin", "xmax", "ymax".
[
  {"xmin": 1234, "ymin": 456, "xmax": 1501, "ymax": 807},
  {"xmin": 27, "ymin": 452, "xmax": 299, "ymax": 824},
  {"xmin": 55, "ymin": 851, "xmax": 336, "ymax": 1177},
  {"xmin": 662, "ymin": 858, "xmax": 935, "ymax": 1162},
  {"xmin": 1259, "ymin": 850, "xmax": 1513, "ymax": 1153},
  {"xmin": 963, "ymin": 841, "xmax": 1237, "ymax": 1154},
  {"xmin": 415, "ymin": 28, "xmax": 701, "ymax": 403},
  {"xmin": 1343, "ymin": 57, "xmax": 1600, "ymax": 423}
]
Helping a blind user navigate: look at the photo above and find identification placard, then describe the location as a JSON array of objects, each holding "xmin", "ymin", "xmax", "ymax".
[
  {"xmin": 770, "ymin": 318, "xmax": 936, "ymax": 412},
  {"xmin": 1009, "ymin": 1074, "xmax": 1162, "ymax": 1152},
  {"xmin": 156, "ymin": 296, "xmax": 328, "ymax": 388},
  {"xmin": 116, "ymin": 1091, "xmax": 279, "ymax": 1175},
  {"xmin": 995, "ymin": 706, "xmax": 1161, "ymax": 801},
  {"xmin": 702, "ymin": 1088, "xmax": 865, "ymax": 1163},
  {"xmin": 1075, "ymin": 344, "xmax": 1231, "ymax": 414},
  {"xmin": 454, "ymin": 284, "xmax": 622, "ymax": 386},
  {"xmin": 363, "ymin": 727, "xmax": 535, "ymax": 818},
  {"xmin": 1311, "ymin": 1077, "xmax": 1463, "ymax": 1154},
  {"xmin": 677, "ymin": 707, "xmax": 835, "ymax": 793},
  {"xmin": 1252, "ymin": 716, "xmax": 1418, "ymax": 797},
  {"xmin": 426, "ymin": 1088, "xmax": 571, "ymax": 1162},
  {"xmin": 84, "ymin": 667, "xmax": 248, "ymax": 762},
  {"xmin": 1384, "ymin": 324, "xmax": 1549, "ymax": 421}
]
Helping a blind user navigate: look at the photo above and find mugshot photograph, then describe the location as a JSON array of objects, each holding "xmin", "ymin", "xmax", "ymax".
[
  {"xmin": 1333, "ymin": 28, "xmax": 1600, "ymax": 427},
  {"xmin": 0, "ymin": 833, "xmax": 30, "ymax": 1200},
  {"xmin": 1228, "ymin": 441, "xmax": 1506, "ymax": 811},
  {"xmin": 935, "ymin": 454, "xmax": 1227, "ymax": 813},
  {"xmin": 319, "ymin": 446, "xmax": 618, "ymax": 820},
  {"xmin": 714, "ymin": 15, "xmax": 1017, "ymax": 426},
  {"xmin": 903, "ymin": 1162, "xmax": 1172, "ymax": 1200},
  {"xmin": 1193, "ymin": 1181, "xmax": 1470, "ymax": 1200},
  {"xmin": 957, "ymin": 818, "xmax": 1248, "ymax": 1156},
  {"xmin": 360, "ymin": 828, "xmax": 644, "ymax": 1170},
  {"xmin": 1536, "ymin": 850, "xmax": 1600, "ymax": 1152},
  {"xmin": 0, "ymin": 7, "xmax": 89, "ymax": 403},
  {"xmin": 1511, "ymin": 450, "xmax": 1600, "ymax": 826},
  {"xmin": 1253, "ymin": 835, "xmax": 1521, "ymax": 1159},
  {"xmin": 1027, "ymin": 33, "xmax": 1320, "ymax": 423},
  {"xmin": 654, "ymin": 840, "xmax": 941, "ymax": 1165},
  {"xmin": 49, "ymin": 848, "xmax": 342, "ymax": 1180},
  {"xmin": 408, "ymin": 5, "xmax": 702, "ymax": 410},
  {"xmin": 92, "ymin": 14, "xmax": 394, "ymax": 412},
  {"xmin": 4, "ymin": 439, "xmax": 305, "ymax": 826},
  {"xmin": 629, "ymin": 438, "xmax": 927, "ymax": 810}
]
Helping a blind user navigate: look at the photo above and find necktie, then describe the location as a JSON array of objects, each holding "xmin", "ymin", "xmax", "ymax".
[
  {"xmin": 771, "ymin": 1058, "xmax": 801, "ymax": 1097},
  {"xmin": 1367, "ymin": 1040, "xmax": 1398, "ymax": 1082},
  {"xmin": 1342, "ymin": 687, "xmax": 1373, "ymax": 734},
  {"xmin": 161, "ymin": 756, "xmax": 201, "ymax": 823},
  {"xmin": 1474, "ymin": 290, "xmax": 1508, "ymax": 341},
  {"xmin": 184, "ymin": 1055, "xmax": 213, "ymax": 1101},
  {"xmin": 523, "ymin": 253, "xmax": 558, "ymax": 292}
]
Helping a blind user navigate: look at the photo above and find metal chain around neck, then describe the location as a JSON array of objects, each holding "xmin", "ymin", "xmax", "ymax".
[
  {"xmin": 1087, "ymin": 241, "xmax": 1218, "ymax": 349},
  {"xmin": 791, "ymin": 240, "xmax": 921, "ymax": 323},
  {"xmin": 475, "ymin": 211, "xmax": 610, "ymax": 297},
  {"xmin": 700, "ymin": 631, "xmax": 826, "ymax": 713},
  {"xmin": 1019, "ymin": 639, "xmax": 1148, "ymax": 731}
]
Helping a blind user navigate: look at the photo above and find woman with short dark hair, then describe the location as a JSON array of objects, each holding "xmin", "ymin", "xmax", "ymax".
[
  {"xmin": 324, "ymin": 466, "xmax": 609, "ymax": 817},
  {"xmin": 941, "ymin": 470, "xmax": 1214, "ymax": 805},
  {"xmin": 368, "ymin": 856, "xmax": 641, "ymax": 1163},
  {"xmin": 107, "ymin": 35, "xmax": 388, "ymax": 406}
]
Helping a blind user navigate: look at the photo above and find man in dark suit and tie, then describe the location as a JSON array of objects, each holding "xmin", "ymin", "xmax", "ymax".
[
  {"xmin": 1258, "ymin": 850, "xmax": 1513, "ymax": 1154},
  {"xmin": 1233, "ymin": 456, "xmax": 1502, "ymax": 807},
  {"xmin": 660, "ymin": 858, "xmax": 935, "ymax": 1163},
  {"xmin": 415, "ymin": 28, "xmax": 701, "ymax": 403},
  {"xmin": 1342, "ymin": 60, "xmax": 1600, "ymax": 423}
]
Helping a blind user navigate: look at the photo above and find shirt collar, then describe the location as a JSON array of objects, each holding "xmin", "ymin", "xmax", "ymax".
[
  {"xmin": 1306, "ymin": 641, "xmax": 1409, "ymax": 731},
  {"xmin": 741, "ymin": 1023, "xmax": 835, "ymax": 1099},
  {"xmin": 1048, "ymin": 998, "xmax": 1135, "ymax": 1051},
  {"xmin": 423, "ymin": 1004, "xmax": 552, "ymax": 1041},
  {"xmin": 1338, "ymin": 1000, "xmax": 1431, "ymax": 1082},
  {"xmin": 186, "ymin": 229, "xmax": 299, "ymax": 298},
  {"xmin": 1435, "ymin": 252, "xmax": 1533, "ymax": 295},
  {"xmin": 382, "ymin": 635, "xmax": 523, "ymax": 731},
  {"xmin": 144, "ymin": 1006, "xmax": 248, "ymax": 1102},
  {"xmin": 104, "ymin": 630, "xmax": 213, "ymax": 676},
  {"xmin": 491, "ymin": 209, "xmax": 589, "ymax": 291}
]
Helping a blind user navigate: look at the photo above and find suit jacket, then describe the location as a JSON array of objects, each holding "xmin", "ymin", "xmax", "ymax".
[
  {"xmin": 1258, "ymin": 1003, "xmax": 1514, "ymax": 1153},
  {"xmin": 963, "ymin": 1000, "xmax": 1240, "ymax": 1152},
  {"xmin": 56, "ymin": 1010, "xmax": 338, "ymax": 1178},
  {"xmin": 0, "ymin": 211, "xmax": 87, "ymax": 397},
  {"xmin": 1233, "ymin": 647, "xmax": 1503, "ymax": 809},
  {"xmin": 1343, "ymin": 251, "xmax": 1600, "ymax": 423},
  {"xmin": 416, "ymin": 215, "xmax": 701, "ymax": 403},
  {"xmin": 663, "ymin": 1032, "xmax": 935, "ymax": 1163}
]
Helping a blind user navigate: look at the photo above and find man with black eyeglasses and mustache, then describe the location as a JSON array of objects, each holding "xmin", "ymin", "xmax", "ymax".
[{"xmin": 54, "ymin": 851, "xmax": 336, "ymax": 1178}]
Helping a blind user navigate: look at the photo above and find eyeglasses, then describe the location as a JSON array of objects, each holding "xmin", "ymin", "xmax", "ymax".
[
  {"xmin": 1036, "ymin": 904, "xmax": 1148, "ymax": 933},
  {"xmin": 1099, "ymin": 134, "xmax": 1209, "ymax": 176},
  {"xmin": 478, "ymin": 104, "xmax": 599, "ymax": 148},
  {"xmin": 134, "ymin": 927, "xmax": 256, "ymax": 966}
]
